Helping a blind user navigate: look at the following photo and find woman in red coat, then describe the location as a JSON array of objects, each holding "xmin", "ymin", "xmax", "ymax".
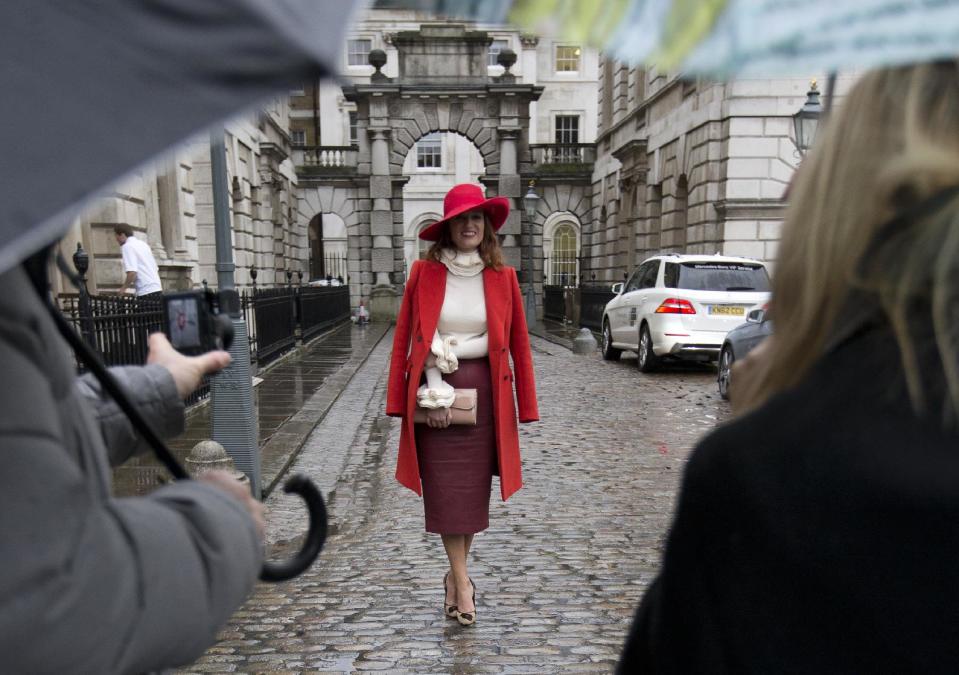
[{"xmin": 386, "ymin": 183, "xmax": 538, "ymax": 626}]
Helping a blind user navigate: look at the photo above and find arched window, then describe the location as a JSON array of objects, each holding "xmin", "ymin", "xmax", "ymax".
[
  {"xmin": 543, "ymin": 214, "xmax": 581, "ymax": 286},
  {"xmin": 550, "ymin": 223, "xmax": 578, "ymax": 286}
]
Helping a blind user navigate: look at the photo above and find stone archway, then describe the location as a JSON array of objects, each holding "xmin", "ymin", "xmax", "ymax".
[
  {"xmin": 297, "ymin": 182, "xmax": 362, "ymax": 306},
  {"xmin": 342, "ymin": 23, "xmax": 543, "ymax": 319},
  {"xmin": 307, "ymin": 212, "xmax": 348, "ymax": 282}
]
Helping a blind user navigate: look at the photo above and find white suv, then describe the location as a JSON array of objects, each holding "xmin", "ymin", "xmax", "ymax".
[{"xmin": 601, "ymin": 254, "xmax": 771, "ymax": 372}]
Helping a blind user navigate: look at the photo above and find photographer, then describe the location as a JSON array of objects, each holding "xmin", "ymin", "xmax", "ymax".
[{"xmin": 0, "ymin": 262, "xmax": 264, "ymax": 674}]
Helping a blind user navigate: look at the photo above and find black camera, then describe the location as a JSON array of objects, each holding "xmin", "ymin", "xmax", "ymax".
[{"xmin": 162, "ymin": 289, "xmax": 235, "ymax": 355}]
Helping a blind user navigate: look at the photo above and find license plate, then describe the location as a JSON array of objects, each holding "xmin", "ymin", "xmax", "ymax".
[{"xmin": 709, "ymin": 305, "xmax": 744, "ymax": 316}]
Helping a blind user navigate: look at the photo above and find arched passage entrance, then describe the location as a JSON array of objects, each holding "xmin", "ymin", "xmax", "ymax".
[
  {"xmin": 341, "ymin": 23, "xmax": 543, "ymax": 319},
  {"xmin": 307, "ymin": 212, "xmax": 348, "ymax": 282},
  {"xmin": 401, "ymin": 131, "xmax": 486, "ymax": 274}
]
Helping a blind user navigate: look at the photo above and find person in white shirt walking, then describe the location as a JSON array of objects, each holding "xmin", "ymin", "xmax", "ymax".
[{"xmin": 114, "ymin": 223, "xmax": 162, "ymax": 298}]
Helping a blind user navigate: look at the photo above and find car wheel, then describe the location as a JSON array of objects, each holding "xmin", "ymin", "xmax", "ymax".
[
  {"xmin": 718, "ymin": 345, "xmax": 734, "ymax": 400},
  {"xmin": 602, "ymin": 320, "xmax": 622, "ymax": 361},
  {"xmin": 637, "ymin": 324, "xmax": 660, "ymax": 373}
]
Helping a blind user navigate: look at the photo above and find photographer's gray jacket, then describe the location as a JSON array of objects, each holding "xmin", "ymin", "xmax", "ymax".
[{"xmin": 0, "ymin": 267, "xmax": 262, "ymax": 674}]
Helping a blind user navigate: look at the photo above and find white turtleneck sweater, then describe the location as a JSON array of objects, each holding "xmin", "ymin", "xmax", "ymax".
[{"xmin": 416, "ymin": 249, "xmax": 489, "ymax": 409}]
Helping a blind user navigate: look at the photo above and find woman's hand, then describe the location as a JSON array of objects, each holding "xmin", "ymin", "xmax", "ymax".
[{"xmin": 425, "ymin": 407, "xmax": 453, "ymax": 429}]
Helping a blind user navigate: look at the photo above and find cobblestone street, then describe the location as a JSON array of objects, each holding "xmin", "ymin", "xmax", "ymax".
[{"xmin": 183, "ymin": 332, "xmax": 730, "ymax": 674}]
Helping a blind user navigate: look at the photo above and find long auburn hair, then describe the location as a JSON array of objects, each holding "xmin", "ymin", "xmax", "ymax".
[
  {"xmin": 426, "ymin": 211, "xmax": 505, "ymax": 269},
  {"xmin": 735, "ymin": 60, "xmax": 959, "ymax": 424}
]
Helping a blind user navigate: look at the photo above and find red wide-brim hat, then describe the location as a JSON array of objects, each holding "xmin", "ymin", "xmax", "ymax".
[{"xmin": 418, "ymin": 183, "xmax": 510, "ymax": 241}]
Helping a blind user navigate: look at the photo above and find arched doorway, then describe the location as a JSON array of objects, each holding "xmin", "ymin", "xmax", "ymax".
[
  {"xmin": 402, "ymin": 131, "xmax": 485, "ymax": 276},
  {"xmin": 307, "ymin": 212, "xmax": 348, "ymax": 282},
  {"xmin": 337, "ymin": 23, "xmax": 543, "ymax": 318}
]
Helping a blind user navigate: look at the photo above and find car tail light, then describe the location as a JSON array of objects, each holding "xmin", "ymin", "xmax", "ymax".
[{"xmin": 655, "ymin": 298, "xmax": 696, "ymax": 314}]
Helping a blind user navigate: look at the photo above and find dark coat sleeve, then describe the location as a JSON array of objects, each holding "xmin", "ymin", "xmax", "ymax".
[
  {"xmin": 617, "ymin": 436, "xmax": 730, "ymax": 674},
  {"xmin": 75, "ymin": 364, "xmax": 185, "ymax": 466},
  {"xmin": 0, "ymin": 267, "xmax": 261, "ymax": 675}
]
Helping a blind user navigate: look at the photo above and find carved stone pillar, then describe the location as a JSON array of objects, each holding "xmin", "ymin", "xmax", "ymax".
[
  {"xmin": 368, "ymin": 126, "xmax": 399, "ymax": 320},
  {"xmin": 497, "ymin": 122, "xmax": 523, "ymax": 271}
]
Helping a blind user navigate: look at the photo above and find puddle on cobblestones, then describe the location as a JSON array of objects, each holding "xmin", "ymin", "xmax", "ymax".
[{"xmin": 112, "ymin": 324, "xmax": 360, "ymax": 497}]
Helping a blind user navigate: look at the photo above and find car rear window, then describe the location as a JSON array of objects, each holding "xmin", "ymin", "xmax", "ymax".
[{"xmin": 664, "ymin": 262, "xmax": 770, "ymax": 292}]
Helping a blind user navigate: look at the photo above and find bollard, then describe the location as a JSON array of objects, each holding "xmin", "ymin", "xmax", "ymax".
[
  {"xmin": 572, "ymin": 327, "xmax": 598, "ymax": 355},
  {"xmin": 186, "ymin": 440, "xmax": 250, "ymax": 488}
]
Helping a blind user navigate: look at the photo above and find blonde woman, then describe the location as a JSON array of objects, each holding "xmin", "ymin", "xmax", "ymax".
[
  {"xmin": 386, "ymin": 183, "xmax": 538, "ymax": 626},
  {"xmin": 619, "ymin": 60, "xmax": 959, "ymax": 673}
]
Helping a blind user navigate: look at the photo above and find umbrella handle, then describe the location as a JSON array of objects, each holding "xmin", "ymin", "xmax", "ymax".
[
  {"xmin": 259, "ymin": 474, "xmax": 328, "ymax": 582},
  {"xmin": 41, "ymin": 268, "xmax": 327, "ymax": 584}
]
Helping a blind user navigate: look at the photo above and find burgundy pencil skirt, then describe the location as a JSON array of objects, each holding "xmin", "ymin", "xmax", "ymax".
[{"xmin": 415, "ymin": 358, "xmax": 497, "ymax": 534}]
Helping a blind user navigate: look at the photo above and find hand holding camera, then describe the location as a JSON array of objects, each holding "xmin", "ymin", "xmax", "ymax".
[
  {"xmin": 162, "ymin": 288, "xmax": 235, "ymax": 356},
  {"xmin": 146, "ymin": 333, "xmax": 231, "ymax": 399}
]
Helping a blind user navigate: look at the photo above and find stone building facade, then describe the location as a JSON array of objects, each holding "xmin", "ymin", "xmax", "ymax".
[
  {"xmin": 587, "ymin": 59, "xmax": 854, "ymax": 284},
  {"xmin": 53, "ymin": 98, "xmax": 300, "ymax": 296},
  {"xmin": 289, "ymin": 8, "xmax": 600, "ymax": 317}
]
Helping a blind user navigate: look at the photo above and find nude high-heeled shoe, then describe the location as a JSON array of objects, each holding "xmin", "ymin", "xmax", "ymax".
[
  {"xmin": 456, "ymin": 577, "xmax": 476, "ymax": 626},
  {"xmin": 443, "ymin": 572, "xmax": 458, "ymax": 619}
]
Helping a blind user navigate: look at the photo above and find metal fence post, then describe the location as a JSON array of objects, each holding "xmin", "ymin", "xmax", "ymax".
[
  {"xmin": 71, "ymin": 242, "xmax": 98, "ymax": 349},
  {"xmin": 209, "ymin": 129, "xmax": 260, "ymax": 497}
]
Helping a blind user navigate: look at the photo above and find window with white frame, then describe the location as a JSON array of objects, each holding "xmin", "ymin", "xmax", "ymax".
[
  {"xmin": 416, "ymin": 132, "xmax": 442, "ymax": 169},
  {"xmin": 291, "ymin": 130, "xmax": 306, "ymax": 146},
  {"xmin": 348, "ymin": 111, "xmax": 358, "ymax": 146},
  {"xmin": 554, "ymin": 115, "xmax": 580, "ymax": 161},
  {"xmin": 289, "ymin": 85, "xmax": 305, "ymax": 96},
  {"xmin": 548, "ymin": 223, "xmax": 579, "ymax": 286},
  {"xmin": 347, "ymin": 38, "xmax": 372, "ymax": 66},
  {"xmin": 555, "ymin": 45, "xmax": 581, "ymax": 72},
  {"xmin": 488, "ymin": 39, "xmax": 509, "ymax": 66}
]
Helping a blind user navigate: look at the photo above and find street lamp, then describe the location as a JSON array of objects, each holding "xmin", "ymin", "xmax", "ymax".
[
  {"xmin": 522, "ymin": 181, "xmax": 540, "ymax": 326},
  {"xmin": 792, "ymin": 79, "xmax": 823, "ymax": 156}
]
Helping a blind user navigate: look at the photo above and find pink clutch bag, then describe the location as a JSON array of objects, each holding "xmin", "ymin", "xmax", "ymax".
[{"xmin": 413, "ymin": 389, "xmax": 478, "ymax": 425}]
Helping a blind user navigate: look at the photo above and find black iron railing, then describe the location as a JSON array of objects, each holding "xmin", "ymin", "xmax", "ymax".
[
  {"xmin": 245, "ymin": 286, "xmax": 296, "ymax": 365},
  {"xmin": 299, "ymin": 286, "xmax": 352, "ymax": 342},
  {"xmin": 57, "ymin": 293, "xmax": 210, "ymax": 406},
  {"xmin": 57, "ymin": 283, "xmax": 352, "ymax": 403},
  {"xmin": 544, "ymin": 252, "xmax": 579, "ymax": 287},
  {"xmin": 543, "ymin": 286, "xmax": 566, "ymax": 322},
  {"xmin": 579, "ymin": 286, "xmax": 616, "ymax": 331},
  {"xmin": 238, "ymin": 283, "xmax": 352, "ymax": 365}
]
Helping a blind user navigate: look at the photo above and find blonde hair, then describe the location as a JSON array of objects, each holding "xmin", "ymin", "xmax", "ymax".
[{"xmin": 736, "ymin": 61, "xmax": 959, "ymax": 423}]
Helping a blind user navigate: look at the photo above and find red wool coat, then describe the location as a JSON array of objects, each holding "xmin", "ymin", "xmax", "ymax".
[{"xmin": 386, "ymin": 259, "xmax": 539, "ymax": 501}]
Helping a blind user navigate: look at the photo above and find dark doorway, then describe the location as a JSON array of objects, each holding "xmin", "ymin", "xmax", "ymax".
[{"xmin": 309, "ymin": 213, "xmax": 325, "ymax": 280}]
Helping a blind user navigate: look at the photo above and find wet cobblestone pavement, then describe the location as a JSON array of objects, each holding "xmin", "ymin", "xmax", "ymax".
[
  {"xmin": 113, "ymin": 322, "xmax": 387, "ymax": 497},
  {"xmin": 181, "ymin": 333, "xmax": 730, "ymax": 674}
]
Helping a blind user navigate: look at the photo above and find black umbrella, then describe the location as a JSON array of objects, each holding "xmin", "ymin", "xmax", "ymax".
[
  {"xmin": 6, "ymin": 0, "xmax": 365, "ymax": 581},
  {"xmin": 1, "ymin": 0, "xmax": 362, "ymax": 275}
]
